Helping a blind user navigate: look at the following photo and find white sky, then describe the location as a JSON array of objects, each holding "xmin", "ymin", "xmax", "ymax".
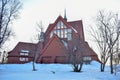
[{"xmin": 6, "ymin": 0, "xmax": 120, "ymax": 51}]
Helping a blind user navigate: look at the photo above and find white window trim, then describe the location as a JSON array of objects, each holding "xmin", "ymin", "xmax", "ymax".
[
  {"xmin": 21, "ymin": 50, "xmax": 29, "ymax": 53},
  {"xmin": 19, "ymin": 57, "xmax": 28, "ymax": 61},
  {"xmin": 20, "ymin": 50, "xmax": 29, "ymax": 56},
  {"xmin": 83, "ymin": 56, "xmax": 91, "ymax": 61}
]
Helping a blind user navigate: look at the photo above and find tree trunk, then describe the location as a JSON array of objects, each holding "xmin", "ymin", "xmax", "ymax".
[
  {"xmin": 101, "ymin": 63, "xmax": 105, "ymax": 72},
  {"xmin": 79, "ymin": 62, "xmax": 83, "ymax": 72},
  {"xmin": 32, "ymin": 61, "xmax": 36, "ymax": 71},
  {"xmin": 32, "ymin": 54, "xmax": 37, "ymax": 71},
  {"xmin": 110, "ymin": 53, "xmax": 114, "ymax": 74}
]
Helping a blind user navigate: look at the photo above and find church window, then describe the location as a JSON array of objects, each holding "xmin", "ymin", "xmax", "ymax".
[
  {"xmin": 64, "ymin": 25, "xmax": 67, "ymax": 28},
  {"xmin": 50, "ymin": 21, "xmax": 73, "ymax": 39},
  {"xmin": 57, "ymin": 21, "xmax": 61, "ymax": 29},
  {"xmin": 54, "ymin": 30, "xmax": 56, "ymax": 34},
  {"xmin": 61, "ymin": 30, "xmax": 64, "ymax": 38},
  {"xmin": 57, "ymin": 30, "xmax": 61, "ymax": 37},
  {"xmin": 50, "ymin": 31, "xmax": 53, "ymax": 38},
  {"xmin": 67, "ymin": 29, "xmax": 72, "ymax": 40},
  {"xmin": 61, "ymin": 21, "xmax": 64, "ymax": 28},
  {"xmin": 68, "ymin": 29, "xmax": 72, "ymax": 33},
  {"xmin": 54, "ymin": 26, "xmax": 56, "ymax": 29},
  {"xmin": 64, "ymin": 29, "xmax": 68, "ymax": 38}
]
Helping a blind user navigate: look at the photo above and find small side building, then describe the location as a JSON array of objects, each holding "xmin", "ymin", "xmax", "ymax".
[{"xmin": 8, "ymin": 42, "xmax": 37, "ymax": 63}]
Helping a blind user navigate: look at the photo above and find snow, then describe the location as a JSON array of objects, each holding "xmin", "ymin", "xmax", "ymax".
[
  {"xmin": 61, "ymin": 40, "xmax": 68, "ymax": 48},
  {"xmin": 0, "ymin": 61, "xmax": 120, "ymax": 80},
  {"xmin": 20, "ymin": 50, "xmax": 29, "ymax": 53},
  {"xmin": 71, "ymin": 26, "xmax": 78, "ymax": 33}
]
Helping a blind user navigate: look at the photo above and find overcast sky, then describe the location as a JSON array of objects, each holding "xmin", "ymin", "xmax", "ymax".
[{"xmin": 6, "ymin": 0, "xmax": 120, "ymax": 50}]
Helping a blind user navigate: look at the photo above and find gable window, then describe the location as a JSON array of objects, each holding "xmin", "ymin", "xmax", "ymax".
[
  {"xmin": 57, "ymin": 30, "xmax": 61, "ymax": 37},
  {"xmin": 64, "ymin": 25, "xmax": 67, "ymax": 28},
  {"xmin": 19, "ymin": 57, "xmax": 28, "ymax": 61},
  {"xmin": 57, "ymin": 21, "xmax": 65, "ymax": 29},
  {"xmin": 19, "ymin": 50, "xmax": 29, "ymax": 62},
  {"xmin": 83, "ymin": 56, "xmax": 91, "ymax": 61},
  {"xmin": 57, "ymin": 21, "xmax": 61, "ymax": 29},
  {"xmin": 61, "ymin": 30, "xmax": 64, "ymax": 38},
  {"xmin": 20, "ymin": 50, "xmax": 29, "ymax": 56},
  {"xmin": 67, "ymin": 29, "xmax": 72, "ymax": 40},
  {"xmin": 61, "ymin": 21, "xmax": 64, "ymax": 28},
  {"xmin": 64, "ymin": 29, "xmax": 68, "ymax": 38},
  {"xmin": 54, "ymin": 26, "xmax": 56, "ymax": 29},
  {"xmin": 50, "ymin": 20, "xmax": 72, "ymax": 40},
  {"xmin": 54, "ymin": 30, "xmax": 57, "ymax": 34},
  {"xmin": 50, "ymin": 31, "xmax": 53, "ymax": 38}
]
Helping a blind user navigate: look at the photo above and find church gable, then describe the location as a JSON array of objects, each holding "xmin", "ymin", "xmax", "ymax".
[
  {"xmin": 39, "ymin": 34, "xmax": 68, "ymax": 63},
  {"xmin": 46, "ymin": 16, "xmax": 70, "ymax": 36},
  {"xmin": 45, "ymin": 16, "xmax": 85, "ymax": 43},
  {"xmin": 45, "ymin": 16, "xmax": 74, "ymax": 43},
  {"xmin": 41, "ymin": 34, "xmax": 68, "ymax": 56}
]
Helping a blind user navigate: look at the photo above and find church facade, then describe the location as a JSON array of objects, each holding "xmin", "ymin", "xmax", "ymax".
[{"xmin": 7, "ymin": 15, "xmax": 99, "ymax": 64}]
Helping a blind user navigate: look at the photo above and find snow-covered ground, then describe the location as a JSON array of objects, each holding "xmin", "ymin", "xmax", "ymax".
[{"xmin": 0, "ymin": 61, "xmax": 120, "ymax": 80}]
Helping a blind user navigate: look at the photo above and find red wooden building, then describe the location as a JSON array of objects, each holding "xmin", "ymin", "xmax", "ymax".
[
  {"xmin": 8, "ymin": 15, "xmax": 99, "ymax": 64},
  {"xmin": 8, "ymin": 42, "xmax": 37, "ymax": 63}
]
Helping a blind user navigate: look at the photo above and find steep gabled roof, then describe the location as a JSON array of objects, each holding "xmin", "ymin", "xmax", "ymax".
[
  {"xmin": 40, "ymin": 34, "xmax": 68, "ymax": 56},
  {"xmin": 45, "ymin": 23, "xmax": 54, "ymax": 36},
  {"xmin": 45, "ymin": 15, "xmax": 70, "ymax": 36},
  {"xmin": 15, "ymin": 42, "xmax": 37, "ymax": 51},
  {"xmin": 8, "ymin": 42, "xmax": 37, "ymax": 57},
  {"xmin": 45, "ymin": 16, "xmax": 84, "ymax": 41},
  {"xmin": 68, "ymin": 20, "xmax": 84, "ymax": 41},
  {"xmin": 80, "ymin": 41, "xmax": 98, "ymax": 56}
]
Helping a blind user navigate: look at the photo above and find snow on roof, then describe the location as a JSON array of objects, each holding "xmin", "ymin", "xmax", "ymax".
[
  {"xmin": 61, "ymin": 40, "xmax": 68, "ymax": 48},
  {"xmin": 70, "ymin": 26, "xmax": 78, "ymax": 33},
  {"xmin": 21, "ymin": 50, "xmax": 29, "ymax": 53}
]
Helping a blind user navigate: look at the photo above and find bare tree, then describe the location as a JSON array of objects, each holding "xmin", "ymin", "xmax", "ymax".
[
  {"xmin": 113, "ymin": 22, "xmax": 120, "ymax": 75},
  {"xmin": 32, "ymin": 45, "xmax": 37, "ymax": 71},
  {"xmin": 31, "ymin": 21, "xmax": 44, "ymax": 43},
  {"xmin": 68, "ymin": 36, "xmax": 83, "ymax": 72},
  {"xmin": 0, "ymin": 51, "xmax": 7, "ymax": 63},
  {"xmin": 32, "ymin": 21, "xmax": 44, "ymax": 71},
  {"xmin": 113, "ymin": 53, "xmax": 119, "ymax": 75},
  {"xmin": 89, "ymin": 10, "xmax": 120, "ymax": 74},
  {"xmin": 0, "ymin": 0, "xmax": 22, "ymax": 48}
]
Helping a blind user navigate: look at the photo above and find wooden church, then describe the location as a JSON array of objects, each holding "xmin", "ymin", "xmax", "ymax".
[{"xmin": 8, "ymin": 13, "xmax": 99, "ymax": 64}]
